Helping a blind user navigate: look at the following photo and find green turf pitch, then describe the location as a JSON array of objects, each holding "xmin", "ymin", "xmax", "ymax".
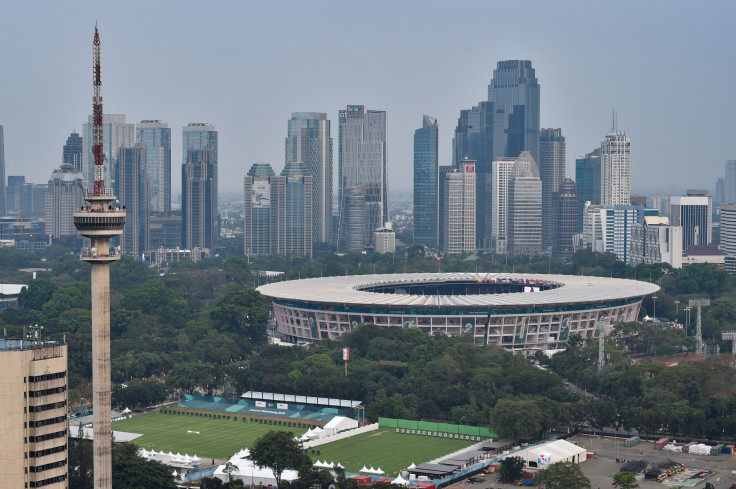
[
  {"xmin": 309, "ymin": 428, "xmax": 476, "ymax": 477},
  {"xmin": 111, "ymin": 413, "xmax": 301, "ymax": 459}
]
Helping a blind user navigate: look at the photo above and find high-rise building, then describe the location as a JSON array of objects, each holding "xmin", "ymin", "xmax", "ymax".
[
  {"xmin": 490, "ymin": 157, "xmax": 517, "ymax": 254},
  {"xmin": 82, "ymin": 114, "xmax": 135, "ymax": 191},
  {"xmin": 491, "ymin": 151, "xmax": 538, "ymax": 254},
  {"xmin": 629, "ymin": 216, "xmax": 683, "ymax": 268},
  {"xmin": 726, "ymin": 160, "xmax": 736, "ymax": 204},
  {"xmin": 443, "ymin": 160, "xmax": 476, "ymax": 254},
  {"xmin": 276, "ymin": 161, "xmax": 313, "ymax": 257},
  {"xmin": 720, "ymin": 204, "xmax": 736, "ymax": 273},
  {"xmin": 715, "ymin": 177, "xmax": 725, "ymax": 211},
  {"xmin": 600, "ymin": 129, "xmax": 631, "ymax": 206},
  {"xmin": 0, "ymin": 125, "xmax": 6, "ymax": 217},
  {"xmin": 6, "ymin": 176, "xmax": 46, "ymax": 219},
  {"xmin": 46, "ymin": 163, "xmax": 84, "ymax": 239},
  {"xmin": 137, "ymin": 120, "xmax": 172, "ymax": 212},
  {"xmin": 670, "ymin": 191, "xmax": 712, "ymax": 250},
  {"xmin": 599, "ymin": 205, "xmax": 658, "ymax": 264},
  {"xmin": 285, "ymin": 113, "xmax": 332, "ymax": 249},
  {"xmin": 539, "ymin": 128, "xmax": 566, "ymax": 250},
  {"xmin": 575, "ymin": 148, "xmax": 602, "ymax": 231},
  {"xmin": 244, "ymin": 163, "xmax": 277, "ymax": 257},
  {"xmin": 182, "ymin": 123, "xmax": 218, "ymax": 250},
  {"xmin": 508, "ymin": 165, "xmax": 542, "ymax": 256},
  {"xmin": 413, "ymin": 115, "xmax": 439, "ymax": 248},
  {"xmin": 453, "ymin": 101, "xmax": 506, "ymax": 251},
  {"xmin": 551, "ymin": 178, "xmax": 578, "ymax": 260},
  {"xmin": 149, "ymin": 213, "xmax": 181, "ymax": 250},
  {"xmin": 117, "ymin": 146, "xmax": 149, "ymax": 257},
  {"xmin": 0, "ymin": 335, "xmax": 68, "ymax": 489},
  {"xmin": 487, "ymin": 60, "xmax": 541, "ymax": 164},
  {"xmin": 62, "ymin": 131, "xmax": 84, "ymax": 173},
  {"xmin": 337, "ymin": 105, "xmax": 387, "ymax": 251},
  {"xmin": 437, "ymin": 164, "xmax": 453, "ymax": 249}
]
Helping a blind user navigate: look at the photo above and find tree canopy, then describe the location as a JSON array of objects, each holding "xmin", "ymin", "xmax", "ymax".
[{"xmin": 249, "ymin": 430, "xmax": 308, "ymax": 487}]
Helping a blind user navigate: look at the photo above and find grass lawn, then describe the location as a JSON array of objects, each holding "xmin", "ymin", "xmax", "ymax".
[
  {"xmin": 111, "ymin": 412, "xmax": 303, "ymax": 460},
  {"xmin": 309, "ymin": 428, "xmax": 477, "ymax": 477}
]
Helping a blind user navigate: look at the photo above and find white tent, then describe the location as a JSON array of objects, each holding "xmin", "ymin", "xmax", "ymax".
[
  {"xmin": 360, "ymin": 466, "xmax": 370, "ymax": 473},
  {"xmin": 407, "ymin": 463, "xmax": 416, "ymax": 469},
  {"xmin": 323, "ymin": 416, "xmax": 359, "ymax": 435},
  {"xmin": 375, "ymin": 467, "xmax": 384, "ymax": 474},
  {"xmin": 392, "ymin": 475, "xmax": 409, "ymax": 486},
  {"xmin": 213, "ymin": 456, "xmax": 300, "ymax": 487},
  {"xmin": 122, "ymin": 407, "xmax": 132, "ymax": 414},
  {"xmin": 508, "ymin": 439, "xmax": 587, "ymax": 467}
]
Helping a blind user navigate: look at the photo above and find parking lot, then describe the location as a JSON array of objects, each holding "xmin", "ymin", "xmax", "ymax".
[{"xmin": 449, "ymin": 434, "xmax": 736, "ymax": 489}]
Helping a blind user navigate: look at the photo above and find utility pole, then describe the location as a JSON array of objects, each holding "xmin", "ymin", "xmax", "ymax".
[{"xmin": 689, "ymin": 298, "xmax": 710, "ymax": 356}]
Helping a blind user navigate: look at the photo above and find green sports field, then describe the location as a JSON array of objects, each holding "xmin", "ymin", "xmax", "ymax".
[
  {"xmin": 111, "ymin": 412, "xmax": 302, "ymax": 460},
  {"xmin": 308, "ymin": 428, "xmax": 476, "ymax": 477}
]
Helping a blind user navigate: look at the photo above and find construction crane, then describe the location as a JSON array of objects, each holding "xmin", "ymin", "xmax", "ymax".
[{"xmin": 92, "ymin": 23, "xmax": 105, "ymax": 196}]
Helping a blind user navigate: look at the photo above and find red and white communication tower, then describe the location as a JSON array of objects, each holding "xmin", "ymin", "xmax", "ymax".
[{"xmin": 92, "ymin": 23, "xmax": 105, "ymax": 196}]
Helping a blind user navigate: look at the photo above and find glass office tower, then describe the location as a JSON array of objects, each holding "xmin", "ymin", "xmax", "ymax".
[
  {"xmin": 137, "ymin": 120, "xmax": 172, "ymax": 212},
  {"xmin": 337, "ymin": 105, "xmax": 388, "ymax": 251},
  {"xmin": 182, "ymin": 123, "xmax": 217, "ymax": 250},
  {"xmin": 413, "ymin": 115, "xmax": 439, "ymax": 248}
]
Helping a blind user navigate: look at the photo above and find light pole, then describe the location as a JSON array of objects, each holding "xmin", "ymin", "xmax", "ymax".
[
  {"xmin": 674, "ymin": 300, "xmax": 680, "ymax": 324},
  {"xmin": 652, "ymin": 296, "xmax": 658, "ymax": 322},
  {"xmin": 685, "ymin": 307, "xmax": 692, "ymax": 337}
]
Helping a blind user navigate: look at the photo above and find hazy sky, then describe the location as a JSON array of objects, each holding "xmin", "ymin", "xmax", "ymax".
[{"xmin": 1, "ymin": 1, "xmax": 734, "ymax": 199}]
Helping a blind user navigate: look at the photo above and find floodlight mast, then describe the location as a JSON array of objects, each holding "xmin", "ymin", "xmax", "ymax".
[{"xmin": 689, "ymin": 298, "xmax": 710, "ymax": 356}]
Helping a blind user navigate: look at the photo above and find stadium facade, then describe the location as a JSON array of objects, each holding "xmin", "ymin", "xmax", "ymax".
[{"xmin": 257, "ymin": 273, "xmax": 659, "ymax": 351}]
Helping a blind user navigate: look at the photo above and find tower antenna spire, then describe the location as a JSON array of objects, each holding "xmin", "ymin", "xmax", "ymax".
[{"xmin": 92, "ymin": 23, "xmax": 105, "ymax": 195}]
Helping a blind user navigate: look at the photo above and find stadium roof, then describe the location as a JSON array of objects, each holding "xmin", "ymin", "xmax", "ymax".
[{"xmin": 257, "ymin": 273, "xmax": 659, "ymax": 308}]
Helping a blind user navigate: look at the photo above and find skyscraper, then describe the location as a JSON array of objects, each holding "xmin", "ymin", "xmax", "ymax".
[
  {"xmin": 720, "ymin": 204, "xmax": 736, "ymax": 273},
  {"xmin": 137, "ymin": 120, "xmax": 172, "ymax": 212},
  {"xmin": 413, "ymin": 115, "xmax": 439, "ymax": 248},
  {"xmin": 62, "ymin": 131, "xmax": 84, "ymax": 173},
  {"xmin": 338, "ymin": 105, "xmax": 388, "ymax": 251},
  {"xmin": 539, "ymin": 128, "xmax": 566, "ymax": 250},
  {"xmin": 117, "ymin": 145, "xmax": 149, "ymax": 257},
  {"xmin": 487, "ymin": 60, "xmax": 541, "ymax": 164},
  {"xmin": 182, "ymin": 123, "xmax": 218, "ymax": 250},
  {"xmin": 0, "ymin": 335, "xmax": 68, "ymax": 489},
  {"xmin": 82, "ymin": 114, "xmax": 135, "ymax": 191},
  {"xmin": 244, "ymin": 163, "xmax": 277, "ymax": 257},
  {"xmin": 670, "ymin": 191, "xmax": 712, "ymax": 250},
  {"xmin": 725, "ymin": 160, "xmax": 736, "ymax": 204},
  {"xmin": 600, "ymin": 129, "xmax": 631, "ymax": 206},
  {"xmin": 508, "ymin": 155, "xmax": 542, "ymax": 256},
  {"xmin": 575, "ymin": 148, "xmax": 602, "ymax": 231},
  {"xmin": 452, "ymin": 101, "xmax": 506, "ymax": 251},
  {"xmin": 0, "ymin": 125, "xmax": 6, "ymax": 217},
  {"xmin": 490, "ymin": 157, "xmax": 517, "ymax": 254},
  {"xmin": 285, "ymin": 113, "xmax": 332, "ymax": 249},
  {"xmin": 276, "ymin": 161, "xmax": 313, "ymax": 257},
  {"xmin": 443, "ymin": 160, "xmax": 476, "ymax": 254},
  {"xmin": 551, "ymin": 178, "xmax": 578, "ymax": 260},
  {"xmin": 46, "ymin": 163, "xmax": 84, "ymax": 239}
]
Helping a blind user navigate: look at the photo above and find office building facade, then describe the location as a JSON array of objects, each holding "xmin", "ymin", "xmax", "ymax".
[
  {"xmin": 82, "ymin": 114, "xmax": 135, "ymax": 192},
  {"xmin": 182, "ymin": 124, "xmax": 218, "ymax": 250},
  {"xmin": 136, "ymin": 120, "xmax": 172, "ymax": 212},
  {"xmin": 487, "ymin": 60, "xmax": 541, "ymax": 164},
  {"xmin": 508, "ymin": 172, "xmax": 542, "ymax": 256},
  {"xmin": 0, "ymin": 337, "xmax": 68, "ymax": 489},
  {"xmin": 413, "ymin": 115, "xmax": 439, "ymax": 248},
  {"xmin": 551, "ymin": 178, "xmax": 579, "ymax": 260},
  {"xmin": 285, "ymin": 113, "xmax": 332, "ymax": 249},
  {"xmin": 45, "ymin": 163, "xmax": 84, "ymax": 239},
  {"xmin": 244, "ymin": 163, "xmax": 277, "ymax": 256},
  {"xmin": 276, "ymin": 162, "xmax": 313, "ymax": 257},
  {"xmin": 575, "ymin": 148, "xmax": 602, "ymax": 231},
  {"xmin": 452, "ymin": 102, "xmax": 506, "ymax": 251},
  {"xmin": 539, "ymin": 128, "xmax": 566, "ymax": 250},
  {"xmin": 600, "ymin": 130, "xmax": 631, "ymax": 206},
  {"xmin": 337, "ymin": 105, "xmax": 388, "ymax": 251},
  {"xmin": 0, "ymin": 125, "xmax": 6, "ymax": 216},
  {"xmin": 443, "ymin": 161, "xmax": 476, "ymax": 254},
  {"xmin": 117, "ymin": 146, "xmax": 149, "ymax": 257},
  {"xmin": 629, "ymin": 216, "xmax": 683, "ymax": 268},
  {"xmin": 726, "ymin": 160, "xmax": 736, "ymax": 204},
  {"xmin": 720, "ymin": 204, "xmax": 736, "ymax": 273},
  {"xmin": 670, "ymin": 192, "xmax": 712, "ymax": 251},
  {"xmin": 62, "ymin": 131, "xmax": 84, "ymax": 174}
]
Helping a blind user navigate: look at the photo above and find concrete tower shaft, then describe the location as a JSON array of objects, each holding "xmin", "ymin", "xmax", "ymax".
[{"xmin": 73, "ymin": 25, "xmax": 125, "ymax": 489}]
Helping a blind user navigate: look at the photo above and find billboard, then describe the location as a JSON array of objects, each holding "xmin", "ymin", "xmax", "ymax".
[
  {"xmin": 462, "ymin": 317, "xmax": 475, "ymax": 336},
  {"xmin": 559, "ymin": 317, "xmax": 571, "ymax": 341},
  {"xmin": 515, "ymin": 316, "xmax": 529, "ymax": 343},
  {"xmin": 251, "ymin": 180, "xmax": 270, "ymax": 208}
]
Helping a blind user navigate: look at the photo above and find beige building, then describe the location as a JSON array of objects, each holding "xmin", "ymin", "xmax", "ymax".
[{"xmin": 0, "ymin": 337, "xmax": 68, "ymax": 488}]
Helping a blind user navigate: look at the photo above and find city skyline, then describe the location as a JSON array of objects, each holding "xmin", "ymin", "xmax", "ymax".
[{"xmin": 0, "ymin": 1, "xmax": 734, "ymax": 198}]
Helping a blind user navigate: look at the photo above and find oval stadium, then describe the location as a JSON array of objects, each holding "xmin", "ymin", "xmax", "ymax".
[{"xmin": 257, "ymin": 273, "xmax": 659, "ymax": 352}]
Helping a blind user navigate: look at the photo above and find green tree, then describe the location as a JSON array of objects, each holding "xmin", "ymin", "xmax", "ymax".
[
  {"xmin": 499, "ymin": 456, "xmax": 524, "ymax": 483},
  {"xmin": 18, "ymin": 279, "xmax": 57, "ymax": 310},
  {"xmin": 249, "ymin": 430, "xmax": 308, "ymax": 488},
  {"xmin": 210, "ymin": 286, "xmax": 269, "ymax": 345},
  {"xmin": 112, "ymin": 442, "xmax": 176, "ymax": 489},
  {"xmin": 534, "ymin": 462, "xmax": 591, "ymax": 489},
  {"xmin": 490, "ymin": 398, "xmax": 543, "ymax": 439},
  {"xmin": 612, "ymin": 471, "xmax": 639, "ymax": 489}
]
